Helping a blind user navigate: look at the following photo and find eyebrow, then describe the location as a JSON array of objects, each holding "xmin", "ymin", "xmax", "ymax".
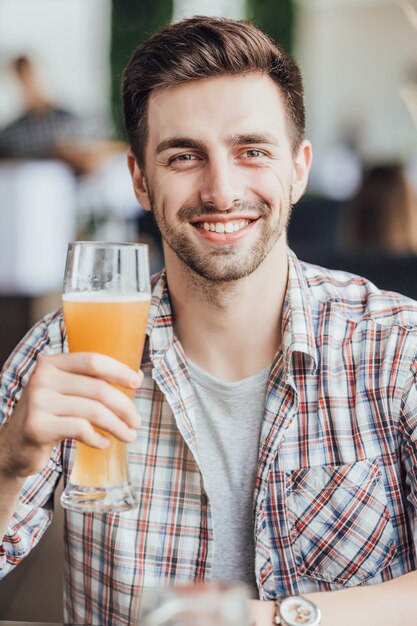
[
  {"xmin": 155, "ymin": 132, "xmax": 279, "ymax": 155},
  {"xmin": 227, "ymin": 132, "xmax": 279, "ymax": 147},
  {"xmin": 156, "ymin": 137, "xmax": 205, "ymax": 155}
]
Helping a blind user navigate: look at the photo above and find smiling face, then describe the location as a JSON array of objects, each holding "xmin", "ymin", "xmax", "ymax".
[{"xmin": 129, "ymin": 73, "xmax": 312, "ymax": 283}]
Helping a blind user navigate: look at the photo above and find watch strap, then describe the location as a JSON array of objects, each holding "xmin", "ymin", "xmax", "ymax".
[{"xmin": 273, "ymin": 599, "xmax": 283, "ymax": 625}]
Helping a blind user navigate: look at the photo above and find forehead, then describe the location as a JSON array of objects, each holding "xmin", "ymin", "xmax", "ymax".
[{"xmin": 145, "ymin": 73, "xmax": 290, "ymax": 149}]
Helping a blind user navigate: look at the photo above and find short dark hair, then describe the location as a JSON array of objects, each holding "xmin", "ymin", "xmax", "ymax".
[{"xmin": 122, "ymin": 16, "xmax": 305, "ymax": 168}]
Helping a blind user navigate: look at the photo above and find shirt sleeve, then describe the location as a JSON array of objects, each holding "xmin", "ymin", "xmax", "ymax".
[
  {"xmin": 399, "ymin": 360, "xmax": 417, "ymax": 535},
  {"xmin": 0, "ymin": 309, "xmax": 65, "ymax": 577}
]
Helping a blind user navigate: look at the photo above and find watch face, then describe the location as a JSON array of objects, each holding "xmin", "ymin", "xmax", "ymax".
[{"xmin": 280, "ymin": 596, "xmax": 320, "ymax": 625}]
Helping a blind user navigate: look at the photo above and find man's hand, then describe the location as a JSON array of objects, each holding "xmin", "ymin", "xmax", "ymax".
[
  {"xmin": 248, "ymin": 570, "xmax": 417, "ymax": 625},
  {"xmin": 0, "ymin": 352, "xmax": 142, "ymax": 480}
]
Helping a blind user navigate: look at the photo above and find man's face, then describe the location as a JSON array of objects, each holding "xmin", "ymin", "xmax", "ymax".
[{"xmin": 129, "ymin": 73, "xmax": 311, "ymax": 282}]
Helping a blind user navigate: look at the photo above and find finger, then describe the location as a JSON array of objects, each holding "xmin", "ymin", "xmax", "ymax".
[
  {"xmin": 53, "ymin": 372, "xmax": 140, "ymax": 429},
  {"xmin": 23, "ymin": 406, "xmax": 111, "ymax": 450},
  {"xmin": 31, "ymin": 358, "xmax": 141, "ymax": 429},
  {"xmin": 54, "ymin": 394, "xmax": 138, "ymax": 442},
  {"xmin": 44, "ymin": 352, "xmax": 143, "ymax": 389},
  {"xmin": 45, "ymin": 416, "xmax": 111, "ymax": 449}
]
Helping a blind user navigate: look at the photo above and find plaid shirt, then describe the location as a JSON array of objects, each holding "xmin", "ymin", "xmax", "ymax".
[
  {"xmin": 1, "ymin": 249, "xmax": 417, "ymax": 625},
  {"xmin": 0, "ymin": 107, "xmax": 113, "ymax": 159}
]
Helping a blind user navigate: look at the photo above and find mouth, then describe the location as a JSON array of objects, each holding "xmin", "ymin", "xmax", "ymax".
[
  {"xmin": 191, "ymin": 218, "xmax": 257, "ymax": 236},
  {"xmin": 190, "ymin": 217, "xmax": 258, "ymax": 243}
]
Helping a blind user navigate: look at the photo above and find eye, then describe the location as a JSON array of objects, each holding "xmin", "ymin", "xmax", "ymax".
[
  {"xmin": 240, "ymin": 149, "xmax": 265, "ymax": 159},
  {"xmin": 168, "ymin": 153, "xmax": 201, "ymax": 164}
]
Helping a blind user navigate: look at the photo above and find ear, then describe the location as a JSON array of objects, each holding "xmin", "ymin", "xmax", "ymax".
[
  {"xmin": 127, "ymin": 150, "xmax": 152, "ymax": 211},
  {"xmin": 290, "ymin": 140, "xmax": 313, "ymax": 205}
]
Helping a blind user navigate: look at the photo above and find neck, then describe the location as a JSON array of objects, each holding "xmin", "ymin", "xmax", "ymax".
[
  {"xmin": 20, "ymin": 77, "xmax": 51, "ymax": 113},
  {"xmin": 165, "ymin": 241, "xmax": 288, "ymax": 382}
]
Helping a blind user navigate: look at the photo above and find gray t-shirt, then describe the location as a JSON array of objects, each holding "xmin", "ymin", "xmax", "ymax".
[{"xmin": 188, "ymin": 360, "xmax": 270, "ymax": 592}]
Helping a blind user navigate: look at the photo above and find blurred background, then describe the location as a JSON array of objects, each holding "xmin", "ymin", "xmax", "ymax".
[
  {"xmin": 0, "ymin": 0, "xmax": 416, "ymax": 621},
  {"xmin": 0, "ymin": 0, "xmax": 417, "ymax": 364}
]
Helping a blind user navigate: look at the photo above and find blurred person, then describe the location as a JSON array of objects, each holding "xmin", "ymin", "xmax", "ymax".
[
  {"xmin": 346, "ymin": 163, "xmax": 417, "ymax": 254},
  {"xmin": 0, "ymin": 54, "xmax": 144, "ymax": 239},
  {"xmin": 0, "ymin": 54, "xmax": 125, "ymax": 174},
  {"xmin": 0, "ymin": 16, "xmax": 417, "ymax": 626}
]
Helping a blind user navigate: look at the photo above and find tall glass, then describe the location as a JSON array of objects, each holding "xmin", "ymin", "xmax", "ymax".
[
  {"xmin": 60, "ymin": 242, "xmax": 151, "ymax": 513},
  {"xmin": 137, "ymin": 583, "xmax": 250, "ymax": 626}
]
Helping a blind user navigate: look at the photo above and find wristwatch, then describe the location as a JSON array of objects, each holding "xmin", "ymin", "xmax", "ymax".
[{"xmin": 273, "ymin": 596, "xmax": 321, "ymax": 626}]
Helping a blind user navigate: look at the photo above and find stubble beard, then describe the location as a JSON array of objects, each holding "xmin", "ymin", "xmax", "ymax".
[{"xmin": 147, "ymin": 182, "xmax": 292, "ymax": 284}]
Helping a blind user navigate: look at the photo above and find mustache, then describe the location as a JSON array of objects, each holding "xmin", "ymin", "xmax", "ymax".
[{"xmin": 177, "ymin": 200, "xmax": 271, "ymax": 222}]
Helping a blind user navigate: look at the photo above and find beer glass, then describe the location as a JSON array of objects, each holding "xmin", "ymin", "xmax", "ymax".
[
  {"xmin": 60, "ymin": 242, "xmax": 151, "ymax": 513},
  {"xmin": 137, "ymin": 583, "xmax": 250, "ymax": 626}
]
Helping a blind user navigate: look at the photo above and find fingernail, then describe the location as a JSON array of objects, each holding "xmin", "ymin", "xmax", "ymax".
[
  {"xmin": 130, "ymin": 373, "xmax": 140, "ymax": 388},
  {"xmin": 128, "ymin": 428, "xmax": 137, "ymax": 442},
  {"xmin": 98, "ymin": 436, "xmax": 110, "ymax": 449}
]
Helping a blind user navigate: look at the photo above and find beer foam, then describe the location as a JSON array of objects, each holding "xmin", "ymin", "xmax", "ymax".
[{"xmin": 63, "ymin": 292, "xmax": 151, "ymax": 303}]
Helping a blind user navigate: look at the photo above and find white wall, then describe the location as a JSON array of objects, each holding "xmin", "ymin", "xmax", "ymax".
[
  {"xmin": 294, "ymin": 0, "xmax": 417, "ymax": 193},
  {"xmin": 172, "ymin": 0, "xmax": 245, "ymax": 21},
  {"xmin": 0, "ymin": 0, "xmax": 112, "ymax": 124}
]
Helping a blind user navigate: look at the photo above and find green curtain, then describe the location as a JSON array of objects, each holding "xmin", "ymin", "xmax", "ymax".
[
  {"xmin": 246, "ymin": 0, "xmax": 294, "ymax": 53},
  {"xmin": 110, "ymin": 0, "xmax": 173, "ymax": 138}
]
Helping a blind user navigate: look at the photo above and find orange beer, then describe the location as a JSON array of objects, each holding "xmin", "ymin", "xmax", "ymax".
[{"xmin": 63, "ymin": 292, "xmax": 151, "ymax": 488}]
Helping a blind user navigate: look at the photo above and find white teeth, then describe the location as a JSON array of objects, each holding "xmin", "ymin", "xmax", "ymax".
[{"xmin": 199, "ymin": 219, "xmax": 251, "ymax": 233}]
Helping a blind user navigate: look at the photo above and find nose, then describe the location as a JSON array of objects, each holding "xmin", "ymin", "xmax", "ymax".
[{"xmin": 200, "ymin": 159, "xmax": 243, "ymax": 211}]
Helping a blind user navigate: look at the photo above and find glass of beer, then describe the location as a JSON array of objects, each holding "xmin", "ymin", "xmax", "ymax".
[{"xmin": 60, "ymin": 241, "xmax": 151, "ymax": 513}]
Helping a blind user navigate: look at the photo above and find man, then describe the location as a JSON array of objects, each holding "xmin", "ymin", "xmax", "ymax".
[
  {"xmin": 0, "ymin": 55, "xmax": 123, "ymax": 174},
  {"xmin": 0, "ymin": 54, "xmax": 142, "ymax": 237},
  {"xmin": 0, "ymin": 16, "xmax": 416, "ymax": 626}
]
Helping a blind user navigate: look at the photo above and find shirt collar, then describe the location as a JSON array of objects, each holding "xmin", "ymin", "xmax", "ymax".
[
  {"xmin": 282, "ymin": 248, "xmax": 319, "ymax": 373},
  {"xmin": 146, "ymin": 269, "xmax": 175, "ymax": 363},
  {"xmin": 146, "ymin": 249, "xmax": 319, "ymax": 372}
]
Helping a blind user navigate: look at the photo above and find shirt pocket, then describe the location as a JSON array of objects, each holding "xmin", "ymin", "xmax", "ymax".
[{"xmin": 285, "ymin": 459, "xmax": 397, "ymax": 586}]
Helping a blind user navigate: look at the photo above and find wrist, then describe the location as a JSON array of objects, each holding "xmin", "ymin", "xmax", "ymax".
[
  {"xmin": 0, "ymin": 429, "xmax": 27, "ymax": 487},
  {"xmin": 0, "ymin": 463, "xmax": 26, "ymax": 496},
  {"xmin": 274, "ymin": 596, "xmax": 321, "ymax": 626},
  {"xmin": 249, "ymin": 599, "xmax": 275, "ymax": 626}
]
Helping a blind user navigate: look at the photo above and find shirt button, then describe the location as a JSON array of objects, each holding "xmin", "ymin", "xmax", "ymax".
[{"xmin": 200, "ymin": 493, "xmax": 208, "ymax": 505}]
